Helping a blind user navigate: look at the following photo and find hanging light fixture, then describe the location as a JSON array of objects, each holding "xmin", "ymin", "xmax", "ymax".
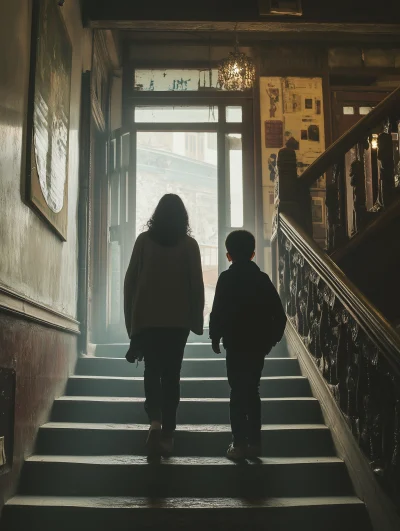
[{"xmin": 218, "ymin": 31, "xmax": 256, "ymax": 91}]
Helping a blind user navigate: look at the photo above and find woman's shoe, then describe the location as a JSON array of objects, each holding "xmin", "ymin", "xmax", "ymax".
[
  {"xmin": 146, "ymin": 427, "xmax": 162, "ymax": 458},
  {"xmin": 226, "ymin": 442, "xmax": 246, "ymax": 460}
]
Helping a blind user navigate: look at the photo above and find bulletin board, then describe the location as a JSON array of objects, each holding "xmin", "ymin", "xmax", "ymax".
[{"xmin": 260, "ymin": 77, "xmax": 326, "ymax": 246}]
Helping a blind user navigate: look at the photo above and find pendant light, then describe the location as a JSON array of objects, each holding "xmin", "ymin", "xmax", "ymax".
[{"xmin": 218, "ymin": 30, "xmax": 256, "ymax": 91}]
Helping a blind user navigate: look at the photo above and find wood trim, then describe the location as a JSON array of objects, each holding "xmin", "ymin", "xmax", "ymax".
[
  {"xmin": 88, "ymin": 20, "xmax": 400, "ymax": 35},
  {"xmin": 331, "ymin": 86, "xmax": 396, "ymax": 93},
  {"xmin": 252, "ymin": 56, "xmax": 264, "ymax": 269},
  {"xmin": 91, "ymin": 88, "xmax": 106, "ymax": 133},
  {"xmin": 130, "ymin": 92, "xmax": 254, "ymax": 102},
  {"xmin": 285, "ymin": 321, "xmax": 400, "ymax": 531},
  {"xmin": 0, "ymin": 284, "xmax": 80, "ymax": 334},
  {"xmin": 95, "ymin": 30, "xmax": 121, "ymax": 71},
  {"xmin": 280, "ymin": 214, "xmax": 400, "ymax": 375}
]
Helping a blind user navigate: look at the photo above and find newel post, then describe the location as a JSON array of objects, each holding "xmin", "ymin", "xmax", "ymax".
[
  {"xmin": 276, "ymin": 148, "xmax": 313, "ymax": 234},
  {"xmin": 271, "ymin": 148, "xmax": 312, "ymax": 289}
]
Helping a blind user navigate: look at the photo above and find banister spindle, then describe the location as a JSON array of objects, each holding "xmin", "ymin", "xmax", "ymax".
[
  {"xmin": 349, "ymin": 145, "xmax": 367, "ymax": 235},
  {"xmin": 326, "ymin": 158, "xmax": 347, "ymax": 252},
  {"xmin": 377, "ymin": 130, "xmax": 395, "ymax": 208}
]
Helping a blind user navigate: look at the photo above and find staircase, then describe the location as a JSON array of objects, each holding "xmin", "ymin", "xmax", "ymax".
[{"xmin": 3, "ymin": 340, "xmax": 372, "ymax": 530}]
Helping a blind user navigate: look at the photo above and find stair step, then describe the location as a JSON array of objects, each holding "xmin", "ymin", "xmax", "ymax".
[
  {"xmin": 66, "ymin": 375, "xmax": 312, "ymax": 398},
  {"xmin": 3, "ymin": 496, "xmax": 372, "ymax": 531},
  {"xmin": 95, "ymin": 343, "xmax": 289, "ymax": 359},
  {"xmin": 75, "ymin": 357, "xmax": 301, "ymax": 378},
  {"xmin": 19, "ymin": 455, "xmax": 353, "ymax": 498},
  {"xmin": 36, "ymin": 423, "xmax": 335, "ymax": 457},
  {"xmin": 51, "ymin": 397, "xmax": 322, "ymax": 424}
]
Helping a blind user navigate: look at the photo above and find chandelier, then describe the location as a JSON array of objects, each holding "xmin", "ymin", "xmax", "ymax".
[{"xmin": 218, "ymin": 34, "xmax": 256, "ymax": 91}]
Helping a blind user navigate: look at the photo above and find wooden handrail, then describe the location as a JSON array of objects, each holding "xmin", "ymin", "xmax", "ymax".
[
  {"xmin": 298, "ymin": 85, "xmax": 400, "ymax": 189},
  {"xmin": 279, "ymin": 212, "xmax": 400, "ymax": 376}
]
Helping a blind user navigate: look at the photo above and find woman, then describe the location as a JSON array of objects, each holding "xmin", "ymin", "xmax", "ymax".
[{"xmin": 124, "ymin": 194, "xmax": 204, "ymax": 457}]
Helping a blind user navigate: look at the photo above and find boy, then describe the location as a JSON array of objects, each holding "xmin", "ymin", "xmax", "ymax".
[{"xmin": 209, "ymin": 230, "xmax": 287, "ymax": 460}]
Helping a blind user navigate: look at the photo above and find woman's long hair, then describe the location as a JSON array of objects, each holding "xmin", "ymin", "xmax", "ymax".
[{"xmin": 146, "ymin": 194, "xmax": 191, "ymax": 246}]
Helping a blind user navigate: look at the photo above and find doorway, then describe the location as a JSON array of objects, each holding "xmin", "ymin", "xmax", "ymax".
[{"xmin": 105, "ymin": 99, "xmax": 255, "ymax": 342}]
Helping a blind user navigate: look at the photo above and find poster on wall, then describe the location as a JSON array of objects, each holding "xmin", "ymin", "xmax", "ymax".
[
  {"xmin": 260, "ymin": 76, "xmax": 326, "ymax": 245},
  {"xmin": 26, "ymin": 0, "xmax": 72, "ymax": 240}
]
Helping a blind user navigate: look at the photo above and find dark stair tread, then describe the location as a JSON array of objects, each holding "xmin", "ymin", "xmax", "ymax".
[
  {"xmin": 55, "ymin": 396, "xmax": 318, "ymax": 403},
  {"xmin": 82, "ymin": 356, "xmax": 293, "ymax": 361},
  {"xmin": 68, "ymin": 375, "xmax": 307, "ymax": 382},
  {"xmin": 3, "ymin": 496, "xmax": 372, "ymax": 531},
  {"xmin": 6, "ymin": 494, "xmax": 366, "ymax": 509},
  {"xmin": 40, "ymin": 422, "xmax": 330, "ymax": 431},
  {"xmin": 26, "ymin": 455, "xmax": 343, "ymax": 466},
  {"xmin": 94, "ymin": 342, "xmax": 290, "ymax": 359},
  {"xmin": 36, "ymin": 421, "xmax": 335, "ymax": 458},
  {"xmin": 75, "ymin": 356, "xmax": 300, "ymax": 377},
  {"xmin": 50, "ymin": 397, "xmax": 323, "ymax": 425}
]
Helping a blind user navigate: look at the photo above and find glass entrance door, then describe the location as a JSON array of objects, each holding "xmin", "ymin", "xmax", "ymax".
[
  {"xmin": 136, "ymin": 130, "xmax": 219, "ymax": 325},
  {"xmin": 105, "ymin": 101, "xmax": 254, "ymax": 341}
]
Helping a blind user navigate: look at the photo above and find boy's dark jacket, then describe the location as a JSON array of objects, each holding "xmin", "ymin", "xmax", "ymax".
[{"xmin": 209, "ymin": 261, "xmax": 287, "ymax": 353}]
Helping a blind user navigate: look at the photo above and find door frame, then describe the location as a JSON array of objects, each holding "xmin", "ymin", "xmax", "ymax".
[{"xmin": 103, "ymin": 93, "xmax": 257, "ymax": 342}]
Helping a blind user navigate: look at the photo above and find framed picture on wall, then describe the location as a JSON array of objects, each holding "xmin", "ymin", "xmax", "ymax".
[
  {"xmin": 26, "ymin": 0, "xmax": 73, "ymax": 240},
  {"xmin": 258, "ymin": 1, "xmax": 302, "ymax": 16}
]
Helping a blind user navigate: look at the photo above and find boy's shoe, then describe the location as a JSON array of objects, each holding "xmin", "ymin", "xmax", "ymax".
[
  {"xmin": 247, "ymin": 442, "xmax": 262, "ymax": 459},
  {"xmin": 160, "ymin": 432, "xmax": 174, "ymax": 456},
  {"xmin": 145, "ymin": 427, "xmax": 162, "ymax": 458},
  {"xmin": 226, "ymin": 442, "xmax": 246, "ymax": 460}
]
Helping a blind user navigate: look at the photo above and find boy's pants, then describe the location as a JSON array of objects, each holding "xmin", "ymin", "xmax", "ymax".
[
  {"xmin": 226, "ymin": 350, "xmax": 265, "ymax": 445},
  {"xmin": 142, "ymin": 328, "xmax": 189, "ymax": 433}
]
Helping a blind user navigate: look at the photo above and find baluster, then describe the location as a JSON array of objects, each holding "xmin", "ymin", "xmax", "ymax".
[
  {"xmin": 326, "ymin": 158, "xmax": 347, "ymax": 252},
  {"xmin": 378, "ymin": 130, "xmax": 395, "ymax": 208},
  {"xmin": 350, "ymin": 143, "xmax": 367, "ymax": 235}
]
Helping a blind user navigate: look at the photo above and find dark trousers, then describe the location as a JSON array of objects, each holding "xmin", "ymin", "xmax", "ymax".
[
  {"xmin": 226, "ymin": 350, "xmax": 265, "ymax": 445},
  {"xmin": 142, "ymin": 328, "xmax": 189, "ymax": 433}
]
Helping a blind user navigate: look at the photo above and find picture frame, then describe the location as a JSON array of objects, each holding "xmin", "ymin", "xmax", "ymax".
[
  {"xmin": 258, "ymin": 0, "xmax": 303, "ymax": 16},
  {"xmin": 26, "ymin": 0, "xmax": 73, "ymax": 240}
]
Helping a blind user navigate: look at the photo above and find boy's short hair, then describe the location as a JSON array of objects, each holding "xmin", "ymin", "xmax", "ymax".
[{"xmin": 225, "ymin": 230, "xmax": 255, "ymax": 261}]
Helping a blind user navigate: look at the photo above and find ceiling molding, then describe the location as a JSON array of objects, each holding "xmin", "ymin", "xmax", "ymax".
[{"xmin": 88, "ymin": 20, "xmax": 400, "ymax": 36}]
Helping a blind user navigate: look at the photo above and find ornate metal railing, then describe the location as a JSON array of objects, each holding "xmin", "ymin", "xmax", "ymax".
[{"xmin": 277, "ymin": 212, "xmax": 400, "ymax": 509}]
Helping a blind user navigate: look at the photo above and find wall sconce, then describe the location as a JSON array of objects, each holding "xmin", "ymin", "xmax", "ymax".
[{"xmin": 371, "ymin": 134, "xmax": 378, "ymax": 150}]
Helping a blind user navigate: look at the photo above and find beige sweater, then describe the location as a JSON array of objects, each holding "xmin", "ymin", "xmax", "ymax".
[{"xmin": 124, "ymin": 232, "xmax": 205, "ymax": 338}]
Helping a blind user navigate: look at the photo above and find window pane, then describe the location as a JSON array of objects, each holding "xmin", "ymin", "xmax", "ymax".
[
  {"xmin": 359, "ymin": 106, "xmax": 374, "ymax": 115},
  {"xmin": 134, "ymin": 69, "xmax": 221, "ymax": 91},
  {"xmin": 109, "ymin": 174, "xmax": 120, "ymax": 227},
  {"xmin": 343, "ymin": 106, "xmax": 354, "ymax": 115},
  {"xmin": 110, "ymin": 138, "xmax": 117, "ymax": 169},
  {"xmin": 121, "ymin": 133, "xmax": 130, "ymax": 167},
  {"xmin": 136, "ymin": 131, "xmax": 218, "ymax": 326},
  {"xmin": 135, "ymin": 106, "xmax": 219, "ymax": 123},
  {"xmin": 226, "ymin": 134, "xmax": 243, "ymax": 228},
  {"xmin": 226, "ymin": 106, "xmax": 243, "ymax": 123}
]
